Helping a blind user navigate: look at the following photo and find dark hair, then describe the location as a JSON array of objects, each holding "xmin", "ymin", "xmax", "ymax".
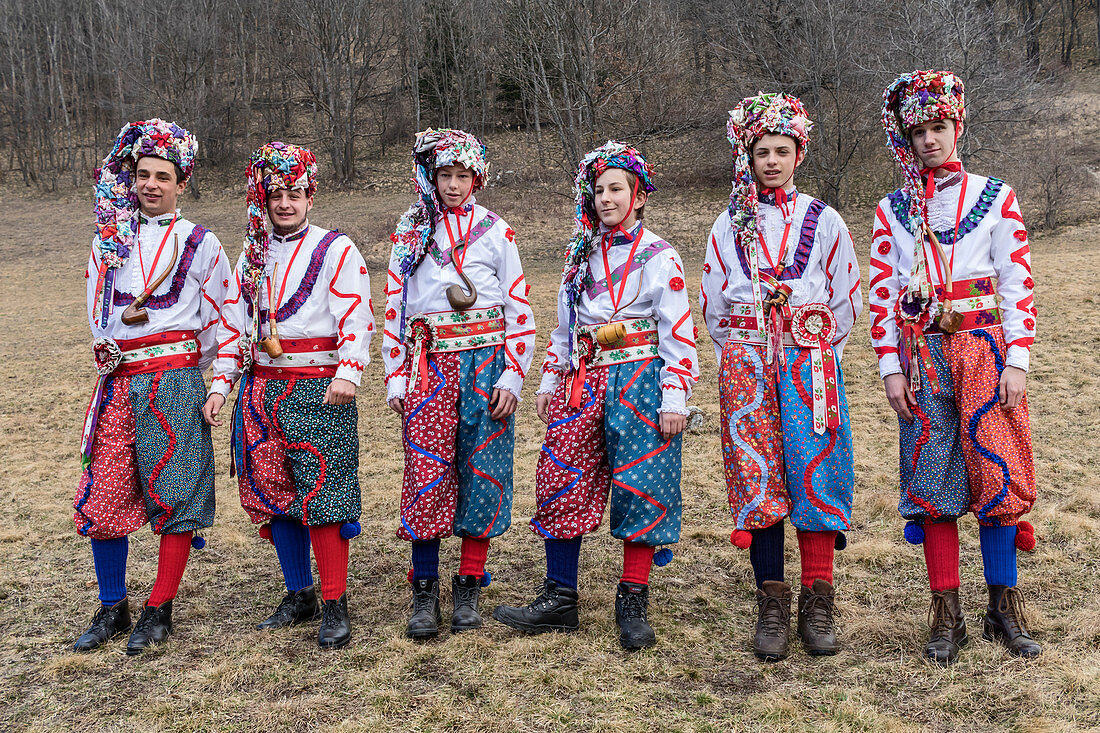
[{"xmin": 134, "ymin": 155, "xmax": 185, "ymax": 185}]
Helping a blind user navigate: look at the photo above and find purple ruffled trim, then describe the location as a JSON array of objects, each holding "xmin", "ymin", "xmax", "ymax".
[
  {"xmin": 245, "ymin": 230, "xmax": 342, "ymax": 321},
  {"xmin": 113, "ymin": 226, "xmax": 206, "ymax": 308},
  {"xmin": 735, "ymin": 198, "xmax": 826, "ymax": 281}
]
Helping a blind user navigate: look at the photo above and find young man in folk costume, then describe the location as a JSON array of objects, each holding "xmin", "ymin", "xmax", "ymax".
[
  {"xmin": 75, "ymin": 119, "xmax": 230, "ymax": 655},
  {"xmin": 493, "ymin": 142, "xmax": 699, "ymax": 651},
  {"xmin": 700, "ymin": 94, "xmax": 862, "ymax": 661},
  {"xmin": 871, "ymin": 71, "xmax": 1040, "ymax": 665},
  {"xmin": 202, "ymin": 142, "xmax": 373, "ymax": 650},
  {"xmin": 383, "ymin": 129, "xmax": 535, "ymax": 639}
]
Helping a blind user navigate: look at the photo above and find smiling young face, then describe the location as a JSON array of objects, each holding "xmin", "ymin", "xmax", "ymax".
[
  {"xmin": 593, "ymin": 168, "xmax": 647, "ymax": 230},
  {"xmin": 135, "ymin": 156, "xmax": 186, "ymax": 217},
  {"xmin": 435, "ymin": 164, "xmax": 476, "ymax": 210},
  {"xmin": 265, "ymin": 188, "xmax": 313, "ymax": 235},
  {"xmin": 750, "ymin": 133, "xmax": 803, "ymax": 192},
  {"xmin": 909, "ymin": 118, "xmax": 961, "ymax": 171}
]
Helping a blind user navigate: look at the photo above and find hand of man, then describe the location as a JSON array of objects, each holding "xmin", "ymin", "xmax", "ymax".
[
  {"xmin": 388, "ymin": 396, "xmax": 405, "ymax": 415},
  {"xmin": 659, "ymin": 412, "xmax": 687, "ymax": 440},
  {"xmin": 202, "ymin": 394, "xmax": 226, "ymax": 427},
  {"xmin": 489, "ymin": 388, "xmax": 518, "ymax": 421},
  {"xmin": 883, "ymin": 373, "xmax": 916, "ymax": 423},
  {"xmin": 535, "ymin": 394, "xmax": 552, "ymax": 425},
  {"xmin": 999, "ymin": 366, "xmax": 1027, "ymax": 409},
  {"xmin": 323, "ymin": 378, "xmax": 357, "ymax": 406}
]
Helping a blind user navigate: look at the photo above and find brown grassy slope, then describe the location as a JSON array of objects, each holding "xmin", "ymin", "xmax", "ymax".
[{"xmin": 0, "ymin": 187, "xmax": 1098, "ymax": 732}]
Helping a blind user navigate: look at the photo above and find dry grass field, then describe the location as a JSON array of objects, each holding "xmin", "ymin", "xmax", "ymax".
[{"xmin": 1, "ymin": 185, "xmax": 1098, "ymax": 732}]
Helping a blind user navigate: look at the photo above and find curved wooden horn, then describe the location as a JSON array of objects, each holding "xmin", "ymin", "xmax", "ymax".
[{"xmin": 445, "ymin": 269, "xmax": 478, "ymax": 311}]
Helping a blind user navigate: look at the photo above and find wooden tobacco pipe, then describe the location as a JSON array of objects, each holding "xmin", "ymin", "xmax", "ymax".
[{"xmin": 121, "ymin": 235, "xmax": 178, "ymax": 326}]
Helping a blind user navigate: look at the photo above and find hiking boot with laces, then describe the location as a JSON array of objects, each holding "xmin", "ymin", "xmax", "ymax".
[
  {"xmin": 256, "ymin": 586, "xmax": 320, "ymax": 630},
  {"xmin": 73, "ymin": 597, "xmax": 132, "ymax": 652},
  {"xmin": 451, "ymin": 574, "xmax": 483, "ymax": 633},
  {"xmin": 754, "ymin": 580, "xmax": 791, "ymax": 661},
  {"xmin": 406, "ymin": 577, "xmax": 441, "ymax": 639},
  {"xmin": 126, "ymin": 600, "xmax": 173, "ymax": 656},
  {"xmin": 926, "ymin": 588, "xmax": 968, "ymax": 666},
  {"xmin": 318, "ymin": 593, "xmax": 351, "ymax": 649},
  {"xmin": 492, "ymin": 579, "xmax": 579, "ymax": 633},
  {"xmin": 983, "ymin": 585, "xmax": 1041, "ymax": 658},
  {"xmin": 797, "ymin": 579, "xmax": 840, "ymax": 656},
  {"xmin": 615, "ymin": 581, "xmax": 656, "ymax": 650}
]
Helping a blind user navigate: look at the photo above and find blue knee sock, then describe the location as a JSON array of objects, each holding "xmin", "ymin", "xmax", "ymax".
[
  {"xmin": 90, "ymin": 536, "xmax": 128, "ymax": 605},
  {"xmin": 270, "ymin": 517, "xmax": 314, "ymax": 593},
  {"xmin": 749, "ymin": 521, "xmax": 785, "ymax": 589},
  {"xmin": 411, "ymin": 539, "xmax": 440, "ymax": 581},
  {"xmin": 979, "ymin": 524, "xmax": 1018, "ymax": 587},
  {"xmin": 545, "ymin": 537, "xmax": 583, "ymax": 590}
]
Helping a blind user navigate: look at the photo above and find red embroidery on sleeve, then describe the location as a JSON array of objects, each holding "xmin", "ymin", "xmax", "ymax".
[
  {"xmin": 871, "ymin": 326, "xmax": 886, "ymax": 339},
  {"xmin": 390, "ymin": 346, "xmax": 401, "ymax": 358},
  {"xmin": 669, "ymin": 277, "xmax": 685, "ymax": 291}
]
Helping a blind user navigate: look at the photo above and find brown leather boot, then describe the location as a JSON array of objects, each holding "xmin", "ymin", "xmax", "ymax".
[
  {"xmin": 925, "ymin": 588, "xmax": 968, "ymax": 666},
  {"xmin": 983, "ymin": 585, "xmax": 1042, "ymax": 658},
  {"xmin": 798, "ymin": 579, "xmax": 839, "ymax": 656},
  {"xmin": 753, "ymin": 580, "xmax": 791, "ymax": 661}
]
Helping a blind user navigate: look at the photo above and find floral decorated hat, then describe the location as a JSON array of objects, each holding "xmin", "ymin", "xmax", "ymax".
[
  {"xmin": 241, "ymin": 142, "xmax": 318, "ymax": 299},
  {"xmin": 92, "ymin": 118, "xmax": 198, "ymax": 270},
  {"xmin": 391, "ymin": 128, "xmax": 488, "ymax": 281},
  {"xmin": 881, "ymin": 70, "xmax": 967, "ymax": 228},
  {"xmin": 561, "ymin": 141, "xmax": 656, "ymax": 306},
  {"xmin": 726, "ymin": 93, "xmax": 814, "ymax": 250}
]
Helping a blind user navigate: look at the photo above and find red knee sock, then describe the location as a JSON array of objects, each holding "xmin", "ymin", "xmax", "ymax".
[
  {"xmin": 923, "ymin": 520, "xmax": 961, "ymax": 592},
  {"xmin": 620, "ymin": 542, "xmax": 654, "ymax": 585},
  {"xmin": 309, "ymin": 524, "xmax": 349, "ymax": 601},
  {"xmin": 147, "ymin": 532, "xmax": 193, "ymax": 607},
  {"xmin": 459, "ymin": 536, "xmax": 490, "ymax": 578},
  {"xmin": 796, "ymin": 530, "xmax": 836, "ymax": 588}
]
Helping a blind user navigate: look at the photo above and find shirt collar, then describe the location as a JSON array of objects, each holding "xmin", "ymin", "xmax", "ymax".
[
  {"xmin": 597, "ymin": 220, "xmax": 644, "ymax": 247},
  {"xmin": 137, "ymin": 209, "xmax": 180, "ymax": 227},
  {"xmin": 271, "ymin": 221, "xmax": 310, "ymax": 244}
]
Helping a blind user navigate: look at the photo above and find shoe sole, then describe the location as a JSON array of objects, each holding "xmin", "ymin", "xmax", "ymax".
[
  {"xmin": 754, "ymin": 652, "xmax": 788, "ymax": 662},
  {"xmin": 73, "ymin": 626, "xmax": 133, "ymax": 653},
  {"xmin": 981, "ymin": 625, "xmax": 1041, "ymax": 657},
  {"xmin": 620, "ymin": 639, "xmax": 656, "ymax": 651},
  {"xmin": 256, "ymin": 612, "xmax": 321, "ymax": 631},
  {"xmin": 491, "ymin": 611, "xmax": 578, "ymax": 634},
  {"xmin": 925, "ymin": 632, "xmax": 969, "ymax": 666},
  {"xmin": 806, "ymin": 648, "xmax": 839, "ymax": 657},
  {"xmin": 450, "ymin": 623, "xmax": 483, "ymax": 633},
  {"xmin": 318, "ymin": 636, "xmax": 351, "ymax": 650}
]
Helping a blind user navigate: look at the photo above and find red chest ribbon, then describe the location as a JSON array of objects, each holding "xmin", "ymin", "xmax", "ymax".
[{"xmin": 790, "ymin": 303, "xmax": 840, "ymax": 435}]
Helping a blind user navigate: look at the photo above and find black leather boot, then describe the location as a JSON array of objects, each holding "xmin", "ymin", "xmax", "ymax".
[
  {"xmin": 318, "ymin": 593, "xmax": 351, "ymax": 649},
  {"xmin": 492, "ymin": 579, "xmax": 579, "ymax": 633},
  {"xmin": 451, "ymin": 575, "xmax": 483, "ymax": 633},
  {"xmin": 754, "ymin": 580, "xmax": 792, "ymax": 661},
  {"xmin": 406, "ymin": 577, "xmax": 441, "ymax": 639},
  {"xmin": 126, "ymin": 600, "xmax": 173, "ymax": 655},
  {"xmin": 615, "ymin": 582, "xmax": 656, "ymax": 650},
  {"xmin": 73, "ymin": 598, "xmax": 132, "ymax": 652},
  {"xmin": 926, "ymin": 588, "xmax": 968, "ymax": 666},
  {"xmin": 257, "ymin": 587, "xmax": 321, "ymax": 630},
  {"xmin": 983, "ymin": 585, "xmax": 1041, "ymax": 658}
]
